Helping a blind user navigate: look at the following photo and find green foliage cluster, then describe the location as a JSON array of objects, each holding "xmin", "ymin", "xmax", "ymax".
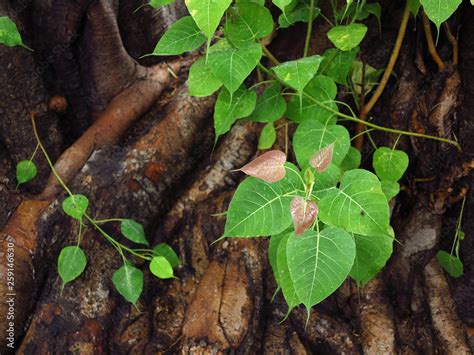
[{"xmin": 4, "ymin": 0, "xmax": 468, "ymax": 312}]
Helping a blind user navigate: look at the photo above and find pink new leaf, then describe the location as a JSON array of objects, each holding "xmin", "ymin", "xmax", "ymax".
[
  {"xmin": 239, "ymin": 150, "xmax": 287, "ymax": 183},
  {"xmin": 309, "ymin": 143, "xmax": 334, "ymax": 173},
  {"xmin": 290, "ymin": 197, "xmax": 318, "ymax": 236}
]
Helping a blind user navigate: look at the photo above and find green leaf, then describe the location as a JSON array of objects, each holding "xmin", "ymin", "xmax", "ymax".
[
  {"xmin": 258, "ymin": 122, "xmax": 277, "ymax": 150},
  {"xmin": 420, "ymin": 0, "xmax": 461, "ymax": 32},
  {"xmin": 278, "ymin": 0, "xmax": 320, "ymax": 28},
  {"xmin": 153, "ymin": 243, "xmax": 180, "ymax": 268},
  {"xmin": 224, "ymin": 163, "xmax": 304, "ymax": 237},
  {"xmin": 0, "ymin": 16, "xmax": 27, "ymax": 48},
  {"xmin": 16, "ymin": 160, "xmax": 37, "ymax": 185},
  {"xmin": 350, "ymin": 60, "xmax": 383, "ymax": 98},
  {"xmin": 327, "ymin": 23, "xmax": 367, "ymax": 51},
  {"xmin": 120, "ymin": 219, "xmax": 149, "ymax": 246},
  {"xmin": 408, "ymin": 0, "xmax": 421, "ymax": 16},
  {"xmin": 58, "ymin": 246, "xmax": 87, "ymax": 286},
  {"xmin": 350, "ymin": 233, "xmax": 393, "ymax": 285},
  {"xmin": 293, "ymin": 121, "xmax": 350, "ymax": 169},
  {"xmin": 381, "ymin": 180, "xmax": 400, "ymax": 201},
  {"xmin": 224, "ymin": 3, "xmax": 273, "ymax": 48},
  {"xmin": 436, "ymin": 250, "xmax": 463, "ymax": 277},
  {"xmin": 320, "ymin": 47, "xmax": 359, "ymax": 86},
  {"xmin": 319, "ymin": 169, "xmax": 391, "ymax": 237},
  {"xmin": 273, "ymin": 55, "xmax": 323, "ymax": 94},
  {"xmin": 150, "ymin": 256, "xmax": 175, "ymax": 279},
  {"xmin": 208, "ymin": 42, "xmax": 262, "ymax": 94},
  {"xmin": 62, "ymin": 194, "xmax": 89, "ymax": 220},
  {"xmin": 269, "ymin": 232, "xmax": 287, "ymax": 285},
  {"xmin": 373, "ymin": 147, "xmax": 409, "ymax": 182},
  {"xmin": 185, "ymin": 0, "xmax": 232, "ymax": 40},
  {"xmin": 214, "ymin": 86, "xmax": 256, "ymax": 138},
  {"xmin": 249, "ymin": 83, "xmax": 287, "ymax": 123},
  {"xmin": 276, "ymin": 232, "xmax": 301, "ymax": 311},
  {"xmin": 149, "ymin": 0, "xmax": 175, "ymax": 8},
  {"xmin": 112, "ymin": 264, "xmax": 144, "ymax": 304},
  {"xmin": 272, "ymin": 0, "xmax": 293, "ymax": 11},
  {"xmin": 286, "ymin": 227, "xmax": 355, "ymax": 311},
  {"xmin": 340, "ymin": 146, "xmax": 361, "ymax": 172},
  {"xmin": 187, "ymin": 57, "xmax": 222, "ymax": 97},
  {"xmin": 151, "ymin": 16, "xmax": 205, "ymax": 55},
  {"xmin": 311, "ymin": 164, "xmax": 342, "ymax": 199},
  {"xmin": 285, "ymin": 75, "xmax": 338, "ymax": 124}
]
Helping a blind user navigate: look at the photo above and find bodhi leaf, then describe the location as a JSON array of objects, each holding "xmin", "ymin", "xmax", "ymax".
[
  {"xmin": 58, "ymin": 246, "xmax": 87, "ymax": 287},
  {"xmin": 340, "ymin": 146, "xmax": 361, "ymax": 172},
  {"xmin": 62, "ymin": 194, "xmax": 89, "ymax": 220},
  {"xmin": 153, "ymin": 243, "xmax": 180, "ymax": 268},
  {"xmin": 420, "ymin": 0, "xmax": 461, "ymax": 33},
  {"xmin": 373, "ymin": 147, "xmax": 409, "ymax": 182},
  {"xmin": 258, "ymin": 122, "xmax": 277, "ymax": 150},
  {"xmin": 320, "ymin": 47, "xmax": 359, "ymax": 86},
  {"xmin": 151, "ymin": 16, "xmax": 205, "ymax": 55},
  {"xmin": 112, "ymin": 264, "xmax": 143, "ymax": 304},
  {"xmin": 187, "ymin": 57, "xmax": 222, "ymax": 97},
  {"xmin": 249, "ymin": 83, "xmax": 286, "ymax": 123},
  {"xmin": 350, "ymin": 233, "xmax": 393, "ymax": 285},
  {"xmin": 319, "ymin": 169, "xmax": 391, "ymax": 237},
  {"xmin": 16, "ymin": 160, "xmax": 37, "ymax": 185},
  {"xmin": 278, "ymin": 0, "xmax": 320, "ymax": 28},
  {"xmin": 120, "ymin": 219, "xmax": 149, "ymax": 246},
  {"xmin": 224, "ymin": 2, "xmax": 273, "ymax": 48},
  {"xmin": 208, "ymin": 42, "xmax": 262, "ymax": 94},
  {"xmin": 408, "ymin": 0, "xmax": 421, "ymax": 16},
  {"xmin": 309, "ymin": 143, "xmax": 334, "ymax": 173},
  {"xmin": 285, "ymin": 75, "xmax": 338, "ymax": 124},
  {"xmin": 224, "ymin": 163, "xmax": 304, "ymax": 237},
  {"xmin": 149, "ymin": 0, "xmax": 175, "ymax": 8},
  {"xmin": 185, "ymin": 0, "xmax": 232, "ymax": 41},
  {"xmin": 286, "ymin": 227, "xmax": 355, "ymax": 311},
  {"xmin": 436, "ymin": 250, "xmax": 463, "ymax": 277},
  {"xmin": 293, "ymin": 121, "xmax": 350, "ymax": 169},
  {"xmin": 273, "ymin": 55, "xmax": 322, "ymax": 94},
  {"xmin": 150, "ymin": 256, "xmax": 175, "ymax": 279},
  {"xmin": 0, "ymin": 16, "xmax": 29, "ymax": 49},
  {"xmin": 381, "ymin": 180, "xmax": 400, "ymax": 201},
  {"xmin": 290, "ymin": 197, "xmax": 318, "ymax": 235},
  {"xmin": 277, "ymin": 232, "xmax": 301, "ymax": 312},
  {"xmin": 327, "ymin": 23, "xmax": 367, "ymax": 51},
  {"xmin": 214, "ymin": 86, "xmax": 256, "ymax": 138},
  {"xmin": 269, "ymin": 232, "xmax": 286, "ymax": 285},
  {"xmin": 239, "ymin": 150, "xmax": 286, "ymax": 183}
]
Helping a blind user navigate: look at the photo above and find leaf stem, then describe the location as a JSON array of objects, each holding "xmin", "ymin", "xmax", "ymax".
[
  {"xmin": 355, "ymin": 1, "xmax": 411, "ymax": 149},
  {"xmin": 422, "ymin": 11, "xmax": 446, "ymax": 71},
  {"xmin": 443, "ymin": 22, "xmax": 458, "ymax": 65},
  {"xmin": 31, "ymin": 112, "xmax": 74, "ymax": 197},
  {"xmin": 303, "ymin": 0, "xmax": 316, "ymax": 57},
  {"xmin": 261, "ymin": 43, "xmax": 280, "ymax": 66}
]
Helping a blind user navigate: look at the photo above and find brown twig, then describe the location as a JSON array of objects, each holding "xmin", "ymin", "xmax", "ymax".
[
  {"xmin": 354, "ymin": 2, "xmax": 411, "ymax": 149},
  {"xmin": 422, "ymin": 12, "xmax": 446, "ymax": 71},
  {"xmin": 443, "ymin": 22, "xmax": 458, "ymax": 65}
]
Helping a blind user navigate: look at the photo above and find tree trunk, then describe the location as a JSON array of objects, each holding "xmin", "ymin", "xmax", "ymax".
[{"xmin": 1, "ymin": 0, "xmax": 473, "ymax": 354}]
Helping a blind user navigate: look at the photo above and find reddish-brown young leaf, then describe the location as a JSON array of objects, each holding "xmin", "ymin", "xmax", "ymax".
[
  {"xmin": 239, "ymin": 150, "xmax": 287, "ymax": 183},
  {"xmin": 290, "ymin": 197, "xmax": 318, "ymax": 235},
  {"xmin": 309, "ymin": 143, "xmax": 334, "ymax": 173}
]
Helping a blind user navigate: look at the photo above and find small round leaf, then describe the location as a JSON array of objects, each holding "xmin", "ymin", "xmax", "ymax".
[
  {"xmin": 62, "ymin": 194, "xmax": 89, "ymax": 220},
  {"xmin": 16, "ymin": 160, "xmax": 37, "ymax": 185},
  {"xmin": 112, "ymin": 264, "xmax": 143, "ymax": 304},
  {"xmin": 153, "ymin": 243, "xmax": 180, "ymax": 268},
  {"xmin": 120, "ymin": 219, "xmax": 149, "ymax": 246},
  {"xmin": 150, "ymin": 256, "xmax": 174, "ymax": 279},
  {"xmin": 58, "ymin": 246, "xmax": 87, "ymax": 286}
]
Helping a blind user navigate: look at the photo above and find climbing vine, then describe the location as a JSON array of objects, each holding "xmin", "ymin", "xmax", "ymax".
[{"xmin": 1, "ymin": 0, "xmax": 468, "ymax": 311}]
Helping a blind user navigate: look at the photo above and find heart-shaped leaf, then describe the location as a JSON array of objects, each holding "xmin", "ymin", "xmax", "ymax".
[
  {"xmin": 225, "ymin": 163, "xmax": 304, "ymax": 237},
  {"xmin": 320, "ymin": 47, "xmax": 359, "ymax": 86},
  {"xmin": 290, "ymin": 197, "xmax": 318, "ymax": 235},
  {"xmin": 327, "ymin": 23, "xmax": 367, "ymax": 51},
  {"xmin": 420, "ymin": 0, "xmax": 461, "ymax": 33},
  {"xmin": 249, "ymin": 83, "xmax": 286, "ymax": 123},
  {"xmin": 58, "ymin": 246, "xmax": 87, "ymax": 287},
  {"xmin": 120, "ymin": 219, "xmax": 149, "ymax": 246},
  {"xmin": 273, "ymin": 55, "xmax": 322, "ymax": 93},
  {"xmin": 309, "ymin": 143, "xmax": 334, "ymax": 173},
  {"xmin": 187, "ymin": 57, "xmax": 222, "ymax": 97},
  {"xmin": 153, "ymin": 243, "xmax": 180, "ymax": 268},
  {"xmin": 373, "ymin": 147, "xmax": 409, "ymax": 182},
  {"xmin": 150, "ymin": 256, "xmax": 175, "ymax": 279},
  {"xmin": 16, "ymin": 160, "xmax": 37, "ymax": 185},
  {"xmin": 239, "ymin": 150, "xmax": 287, "ymax": 183},
  {"xmin": 258, "ymin": 122, "xmax": 277, "ymax": 150},
  {"xmin": 112, "ymin": 264, "xmax": 143, "ymax": 304},
  {"xmin": 436, "ymin": 250, "xmax": 463, "ymax": 277},
  {"xmin": 151, "ymin": 16, "xmax": 205, "ymax": 55},
  {"xmin": 0, "ymin": 16, "xmax": 28, "ymax": 48},
  {"xmin": 185, "ymin": 0, "xmax": 232, "ymax": 40},
  {"xmin": 62, "ymin": 194, "xmax": 89, "ymax": 220}
]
